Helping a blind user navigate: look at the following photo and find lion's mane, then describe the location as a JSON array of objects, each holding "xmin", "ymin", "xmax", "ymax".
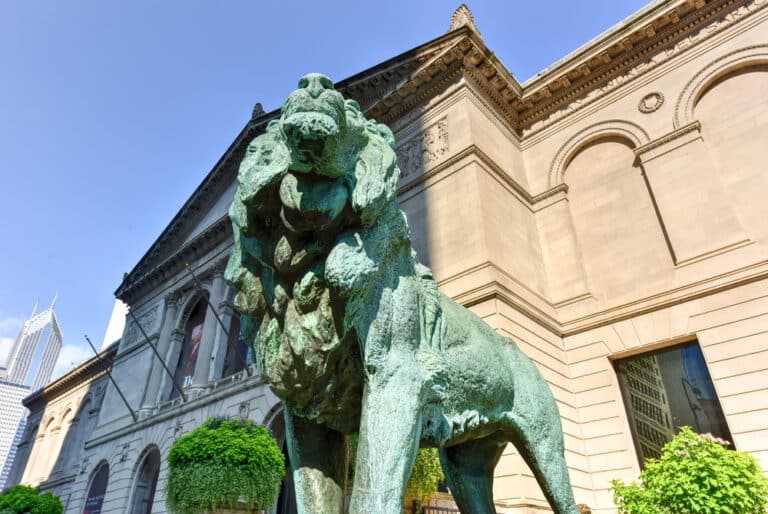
[{"xmin": 225, "ymin": 94, "xmax": 420, "ymax": 432}]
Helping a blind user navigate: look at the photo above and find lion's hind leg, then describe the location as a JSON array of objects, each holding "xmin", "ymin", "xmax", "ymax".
[{"xmin": 438, "ymin": 435, "xmax": 505, "ymax": 514}]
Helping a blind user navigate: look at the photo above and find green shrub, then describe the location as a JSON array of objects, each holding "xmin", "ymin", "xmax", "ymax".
[
  {"xmin": 611, "ymin": 426, "xmax": 768, "ymax": 514},
  {"xmin": 165, "ymin": 417, "xmax": 285, "ymax": 514},
  {"xmin": 0, "ymin": 485, "xmax": 63, "ymax": 514},
  {"xmin": 347, "ymin": 435, "xmax": 445, "ymax": 505},
  {"xmin": 405, "ymin": 447, "xmax": 445, "ymax": 505}
]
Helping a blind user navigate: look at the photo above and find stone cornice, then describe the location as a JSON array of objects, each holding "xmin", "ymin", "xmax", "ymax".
[
  {"xmin": 366, "ymin": 0, "xmax": 765, "ymax": 135},
  {"xmin": 113, "ymin": 0, "xmax": 766, "ymax": 307},
  {"xmin": 23, "ymin": 342, "xmax": 118, "ymax": 410},
  {"xmin": 115, "ymin": 112, "xmax": 277, "ymax": 302},
  {"xmin": 397, "ymin": 143, "xmax": 566, "ymax": 209},
  {"xmin": 634, "ymin": 120, "xmax": 702, "ymax": 156},
  {"xmin": 521, "ymin": 0, "xmax": 768, "ymax": 136},
  {"xmin": 117, "ymin": 216, "xmax": 232, "ymax": 304}
]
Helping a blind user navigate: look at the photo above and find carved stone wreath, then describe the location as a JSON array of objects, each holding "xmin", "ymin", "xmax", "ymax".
[{"xmin": 638, "ymin": 92, "xmax": 665, "ymax": 113}]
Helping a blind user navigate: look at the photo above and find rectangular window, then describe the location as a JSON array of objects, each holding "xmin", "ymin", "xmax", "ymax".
[{"xmin": 615, "ymin": 342, "xmax": 733, "ymax": 466}]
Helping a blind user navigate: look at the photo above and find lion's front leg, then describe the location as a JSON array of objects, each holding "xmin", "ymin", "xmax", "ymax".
[
  {"xmin": 284, "ymin": 407, "xmax": 348, "ymax": 514},
  {"xmin": 350, "ymin": 360, "xmax": 423, "ymax": 514}
]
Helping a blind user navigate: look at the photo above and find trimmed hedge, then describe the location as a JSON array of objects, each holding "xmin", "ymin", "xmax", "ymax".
[
  {"xmin": 0, "ymin": 485, "xmax": 62, "ymax": 514},
  {"xmin": 165, "ymin": 417, "xmax": 285, "ymax": 514}
]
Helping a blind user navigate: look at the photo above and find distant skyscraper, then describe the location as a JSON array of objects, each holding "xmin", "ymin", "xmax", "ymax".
[
  {"xmin": 5, "ymin": 299, "xmax": 63, "ymax": 391},
  {"xmin": 0, "ymin": 381, "xmax": 31, "ymax": 489},
  {"xmin": 0, "ymin": 299, "xmax": 63, "ymax": 489}
]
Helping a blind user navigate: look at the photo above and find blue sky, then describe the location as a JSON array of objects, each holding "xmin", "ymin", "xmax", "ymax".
[{"xmin": 0, "ymin": 0, "xmax": 648, "ymax": 379}]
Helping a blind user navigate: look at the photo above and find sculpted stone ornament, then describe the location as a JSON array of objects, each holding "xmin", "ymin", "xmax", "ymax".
[{"xmin": 226, "ymin": 73, "xmax": 580, "ymax": 514}]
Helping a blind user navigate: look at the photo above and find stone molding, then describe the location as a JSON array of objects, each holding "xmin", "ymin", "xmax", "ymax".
[
  {"xmin": 397, "ymin": 143, "xmax": 565, "ymax": 210},
  {"xmin": 118, "ymin": 216, "xmax": 232, "ymax": 304},
  {"xmin": 85, "ymin": 370, "xmax": 266, "ymax": 449},
  {"xmin": 634, "ymin": 120, "xmax": 702, "ymax": 159},
  {"xmin": 520, "ymin": 0, "xmax": 768, "ymax": 136},
  {"xmin": 164, "ymin": 291, "xmax": 181, "ymax": 308},
  {"xmin": 365, "ymin": 0, "xmax": 768, "ymax": 136},
  {"xmin": 673, "ymin": 43, "xmax": 768, "ymax": 127},
  {"xmin": 22, "ymin": 344, "xmax": 117, "ymax": 410},
  {"xmin": 638, "ymin": 91, "xmax": 665, "ymax": 113},
  {"xmin": 548, "ymin": 120, "xmax": 651, "ymax": 188},
  {"xmin": 170, "ymin": 328, "xmax": 187, "ymax": 341}
]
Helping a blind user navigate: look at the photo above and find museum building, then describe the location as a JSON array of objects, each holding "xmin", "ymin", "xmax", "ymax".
[{"xmin": 8, "ymin": 0, "xmax": 768, "ymax": 512}]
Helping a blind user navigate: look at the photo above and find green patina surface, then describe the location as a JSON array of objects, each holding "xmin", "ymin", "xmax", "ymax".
[{"xmin": 226, "ymin": 73, "xmax": 580, "ymax": 514}]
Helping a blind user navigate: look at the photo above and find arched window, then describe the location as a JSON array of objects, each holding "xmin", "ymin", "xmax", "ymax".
[
  {"xmin": 221, "ymin": 314, "xmax": 252, "ymax": 378},
  {"xmin": 170, "ymin": 299, "xmax": 207, "ymax": 398},
  {"xmin": 129, "ymin": 447, "xmax": 161, "ymax": 514},
  {"xmin": 82, "ymin": 461, "xmax": 109, "ymax": 514},
  {"xmin": 267, "ymin": 407, "xmax": 296, "ymax": 514}
]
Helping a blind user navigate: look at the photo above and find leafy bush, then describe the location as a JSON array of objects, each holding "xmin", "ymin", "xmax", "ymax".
[
  {"xmin": 405, "ymin": 447, "xmax": 445, "ymax": 505},
  {"xmin": 165, "ymin": 417, "xmax": 285, "ymax": 514},
  {"xmin": 0, "ymin": 485, "xmax": 63, "ymax": 514},
  {"xmin": 611, "ymin": 426, "xmax": 768, "ymax": 514},
  {"xmin": 347, "ymin": 435, "xmax": 445, "ymax": 505}
]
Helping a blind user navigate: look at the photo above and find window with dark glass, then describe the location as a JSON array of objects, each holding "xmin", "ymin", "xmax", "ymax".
[
  {"xmin": 615, "ymin": 341, "xmax": 733, "ymax": 466},
  {"xmin": 222, "ymin": 314, "xmax": 253, "ymax": 378},
  {"xmin": 129, "ymin": 448, "xmax": 160, "ymax": 514},
  {"xmin": 82, "ymin": 461, "xmax": 109, "ymax": 514},
  {"xmin": 170, "ymin": 299, "xmax": 206, "ymax": 399}
]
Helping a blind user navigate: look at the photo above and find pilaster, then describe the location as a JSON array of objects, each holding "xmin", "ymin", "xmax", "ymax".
[
  {"xmin": 192, "ymin": 263, "xmax": 226, "ymax": 386},
  {"xmin": 635, "ymin": 121, "xmax": 749, "ymax": 265},
  {"xmin": 157, "ymin": 328, "xmax": 186, "ymax": 403},
  {"xmin": 209, "ymin": 295, "xmax": 236, "ymax": 380},
  {"xmin": 141, "ymin": 292, "xmax": 180, "ymax": 408}
]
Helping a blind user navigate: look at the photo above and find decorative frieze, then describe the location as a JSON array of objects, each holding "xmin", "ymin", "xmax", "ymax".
[
  {"xmin": 523, "ymin": 0, "xmax": 768, "ymax": 136},
  {"xmin": 123, "ymin": 306, "xmax": 159, "ymax": 345},
  {"xmin": 396, "ymin": 117, "xmax": 449, "ymax": 180}
]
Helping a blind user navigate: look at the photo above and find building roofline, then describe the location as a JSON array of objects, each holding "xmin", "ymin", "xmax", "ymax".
[
  {"xmin": 522, "ymin": 0, "xmax": 671, "ymax": 86},
  {"xmin": 22, "ymin": 340, "xmax": 119, "ymax": 408},
  {"xmin": 115, "ymin": 0, "xmax": 764, "ymax": 301}
]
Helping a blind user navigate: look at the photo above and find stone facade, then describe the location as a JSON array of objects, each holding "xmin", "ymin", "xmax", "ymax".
[
  {"xmin": 9, "ymin": 1, "xmax": 768, "ymax": 513},
  {"xmin": 5, "ymin": 343, "xmax": 115, "ymax": 510}
]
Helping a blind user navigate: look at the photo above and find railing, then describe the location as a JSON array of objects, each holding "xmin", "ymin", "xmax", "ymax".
[{"xmin": 422, "ymin": 507, "xmax": 460, "ymax": 514}]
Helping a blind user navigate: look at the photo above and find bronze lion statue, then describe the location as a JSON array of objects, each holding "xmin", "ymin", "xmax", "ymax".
[{"xmin": 225, "ymin": 73, "xmax": 579, "ymax": 514}]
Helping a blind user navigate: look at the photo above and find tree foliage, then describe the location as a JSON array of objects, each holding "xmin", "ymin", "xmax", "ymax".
[
  {"xmin": 405, "ymin": 448, "xmax": 445, "ymax": 505},
  {"xmin": 0, "ymin": 485, "xmax": 62, "ymax": 514},
  {"xmin": 612, "ymin": 426, "xmax": 768, "ymax": 514},
  {"xmin": 165, "ymin": 417, "xmax": 285, "ymax": 514}
]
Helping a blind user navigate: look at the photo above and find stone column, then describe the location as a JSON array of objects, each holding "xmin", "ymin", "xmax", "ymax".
[
  {"xmin": 157, "ymin": 328, "xmax": 186, "ymax": 403},
  {"xmin": 141, "ymin": 292, "xmax": 180, "ymax": 408},
  {"xmin": 192, "ymin": 264, "xmax": 226, "ymax": 386},
  {"xmin": 209, "ymin": 293, "xmax": 236, "ymax": 380}
]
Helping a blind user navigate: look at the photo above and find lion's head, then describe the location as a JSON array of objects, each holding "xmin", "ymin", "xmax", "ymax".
[{"xmin": 224, "ymin": 74, "xmax": 410, "ymax": 431}]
